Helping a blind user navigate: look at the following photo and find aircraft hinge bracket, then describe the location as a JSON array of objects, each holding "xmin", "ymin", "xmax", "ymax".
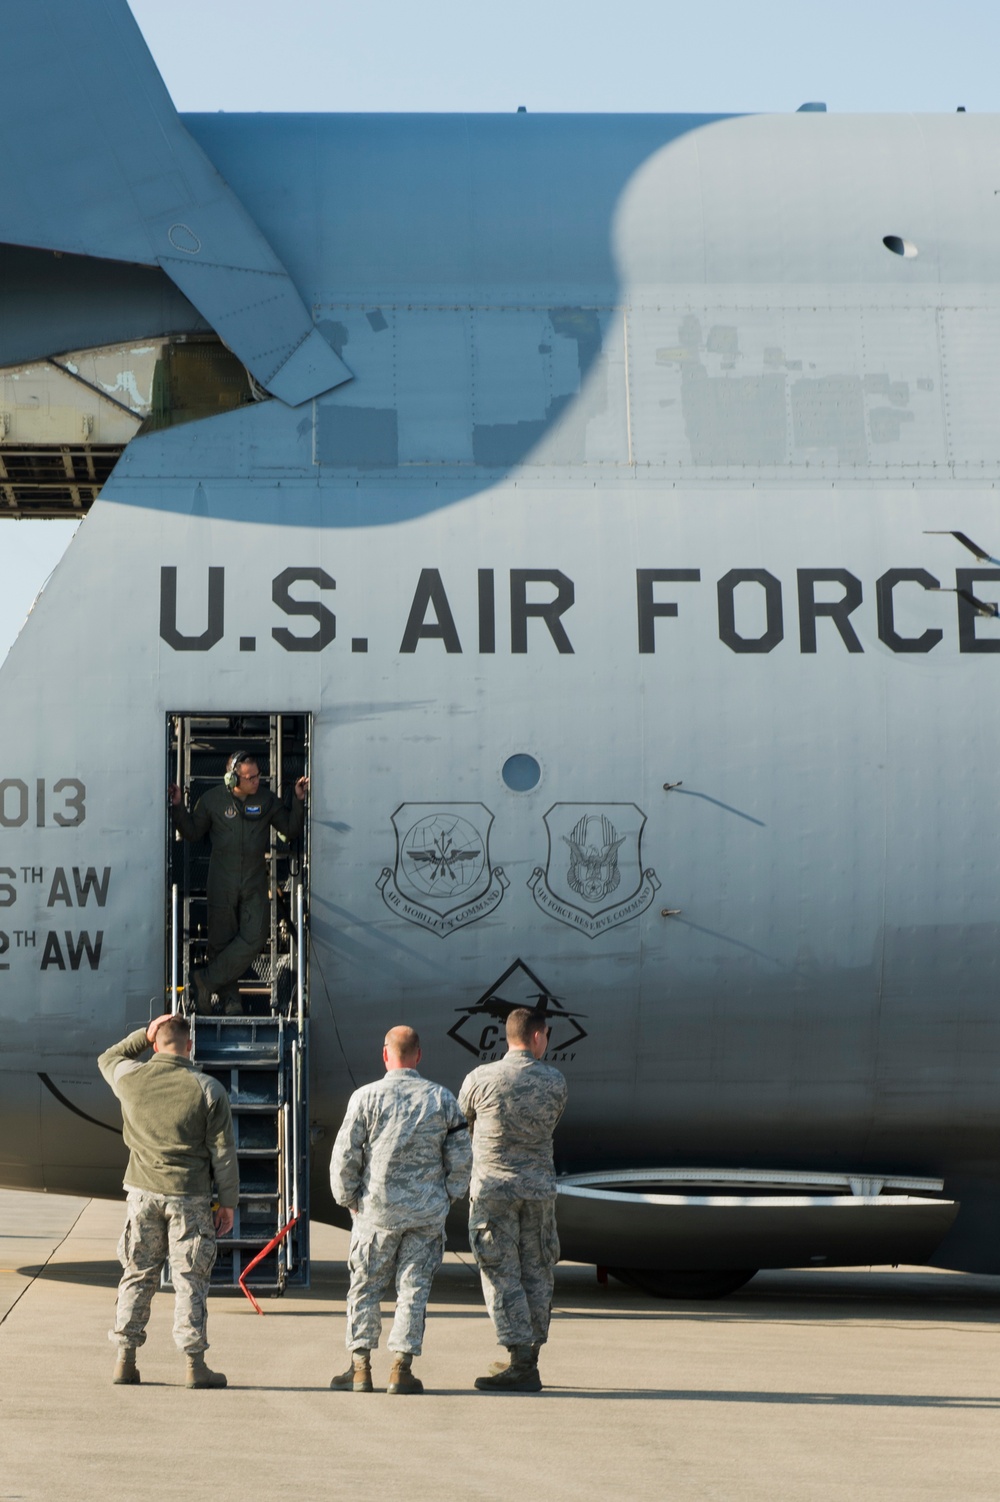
[{"xmin": 848, "ymin": 1177, "xmax": 886, "ymax": 1197}]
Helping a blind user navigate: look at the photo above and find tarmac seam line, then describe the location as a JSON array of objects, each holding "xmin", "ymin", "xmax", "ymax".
[{"xmin": 0, "ymin": 1197, "xmax": 93, "ymax": 1330}]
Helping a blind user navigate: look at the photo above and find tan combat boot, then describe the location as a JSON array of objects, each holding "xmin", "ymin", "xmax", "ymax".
[
  {"xmin": 112, "ymin": 1347, "xmax": 140, "ymax": 1385},
  {"xmin": 330, "ymin": 1350, "xmax": 374, "ymax": 1393},
  {"xmin": 386, "ymin": 1352, "xmax": 424, "ymax": 1395},
  {"xmin": 185, "ymin": 1352, "xmax": 227, "ymax": 1388},
  {"xmin": 475, "ymin": 1344, "xmax": 542, "ymax": 1392},
  {"xmin": 488, "ymin": 1341, "xmax": 541, "ymax": 1376}
]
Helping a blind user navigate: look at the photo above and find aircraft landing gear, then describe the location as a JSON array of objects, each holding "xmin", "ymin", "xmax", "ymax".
[{"xmin": 609, "ymin": 1267, "xmax": 758, "ymax": 1299}]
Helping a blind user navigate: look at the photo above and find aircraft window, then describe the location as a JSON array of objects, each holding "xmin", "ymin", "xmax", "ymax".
[
  {"xmin": 502, "ymin": 754, "xmax": 541, "ymax": 791},
  {"xmin": 0, "ymin": 334, "xmax": 254, "ymax": 518},
  {"xmin": 140, "ymin": 337, "xmax": 255, "ymax": 434},
  {"xmin": 882, "ymin": 235, "xmax": 918, "ymax": 259}
]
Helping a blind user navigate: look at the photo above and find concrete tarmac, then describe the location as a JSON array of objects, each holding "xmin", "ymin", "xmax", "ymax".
[{"xmin": 2, "ymin": 1188, "xmax": 999, "ymax": 1502}]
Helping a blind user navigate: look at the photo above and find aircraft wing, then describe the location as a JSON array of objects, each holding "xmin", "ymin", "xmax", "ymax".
[{"xmin": 0, "ymin": 0, "xmax": 351, "ymax": 405}]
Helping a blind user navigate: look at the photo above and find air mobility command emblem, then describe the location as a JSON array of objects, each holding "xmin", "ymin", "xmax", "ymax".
[
  {"xmin": 528, "ymin": 803, "xmax": 660, "ymax": 938},
  {"xmin": 377, "ymin": 803, "xmax": 508, "ymax": 937}
]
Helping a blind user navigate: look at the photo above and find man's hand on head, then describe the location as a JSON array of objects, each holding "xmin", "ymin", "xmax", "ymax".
[{"xmin": 146, "ymin": 1013, "xmax": 175, "ymax": 1046}]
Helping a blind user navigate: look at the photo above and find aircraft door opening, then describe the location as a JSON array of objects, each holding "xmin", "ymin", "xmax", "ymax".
[{"xmin": 165, "ymin": 712, "xmax": 311, "ymax": 1019}]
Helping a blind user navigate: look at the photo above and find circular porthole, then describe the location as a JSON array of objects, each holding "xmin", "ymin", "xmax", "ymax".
[
  {"xmin": 883, "ymin": 234, "xmax": 918, "ymax": 259},
  {"xmin": 502, "ymin": 753, "xmax": 541, "ymax": 791}
]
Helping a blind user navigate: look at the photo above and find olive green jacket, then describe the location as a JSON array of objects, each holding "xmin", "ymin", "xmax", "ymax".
[
  {"xmin": 171, "ymin": 782, "xmax": 304, "ymax": 898},
  {"xmin": 98, "ymin": 1029, "xmax": 239, "ymax": 1207}
]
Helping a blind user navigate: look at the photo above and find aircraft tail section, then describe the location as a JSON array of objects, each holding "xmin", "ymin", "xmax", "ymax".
[{"xmin": 0, "ymin": 0, "xmax": 350, "ymax": 403}]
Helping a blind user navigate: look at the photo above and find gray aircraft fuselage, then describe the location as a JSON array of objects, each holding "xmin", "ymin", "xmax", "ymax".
[{"xmin": 3, "ymin": 103, "xmax": 1000, "ymax": 1276}]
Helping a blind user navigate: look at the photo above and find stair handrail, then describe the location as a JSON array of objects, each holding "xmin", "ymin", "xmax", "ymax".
[
  {"xmin": 283, "ymin": 1093, "xmax": 294, "ymax": 1278},
  {"xmin": 171, "ymin": 883, "xmax": 179, "ymax": 1014},
  {"xmin": 296, "ymin": 881, "xmax": 305, "ymax": 1030},
  {"xmin": 292, "ymin": 1038, "xmax": 301, "ymax": 1222}
]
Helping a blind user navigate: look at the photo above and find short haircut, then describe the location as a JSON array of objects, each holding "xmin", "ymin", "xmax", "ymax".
[
  {"xmin": 384, "ymin": 1025, "xmax": 420, "ymax": 1059},
  {"xmin": 506, "ymin": 1007, "xmax": 548, "ymax": 1045},
  {"xmin": 157, "ymin": 1015, "xmax": 190, "ymax": 1048}
]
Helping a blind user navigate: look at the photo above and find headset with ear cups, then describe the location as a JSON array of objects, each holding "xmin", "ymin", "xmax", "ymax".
[{"xmin": 224, "ymin": 751, "xmax": 252, "ymax": 791}]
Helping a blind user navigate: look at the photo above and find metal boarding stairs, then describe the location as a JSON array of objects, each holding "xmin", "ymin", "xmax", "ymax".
[
  {"xmin": 164, "ymin": 713, "xmax": 312, "ymax": 1300},
  {"xmin": 191, "ymin": 1008, "xmax": 310, "ymax": 1301},
  {"xmin": 165, "ymin": 886, "xmax": 311, "ymax": 1302}
]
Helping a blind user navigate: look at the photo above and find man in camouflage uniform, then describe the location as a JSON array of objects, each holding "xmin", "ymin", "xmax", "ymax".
[
  {"xmin": 459, "ymin": 1006, "xmax": 568, "ymax": 1392},
  {"xmin": 329, "ymin": 1025, "xmax": 471, "ymax": 1395},
  {"xmin": 169, "ymin": 750, "xmax": 308, "ymax": 1014},
  {"xmin": 98, "ymin": 1012, "xmax": 238, "ymax": 1389}
]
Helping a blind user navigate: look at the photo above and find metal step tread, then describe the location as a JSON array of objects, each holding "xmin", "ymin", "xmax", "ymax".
[
  {"xmin": 197, "ymin": 1060, "xmax": 282, "ymax": 1073},
  {"xmin": 196, "ymin": 1051, "xmax": 282, "ymax": 1064},
  {"xmin": 211, "ymin": 1282, "xmax": 304, "ymax": 1293},
  {"xmin": 223, "ymin": 1239, "xmax": 298, "ymax": 1250},
  {"xmin": 194, "ymin": 1018, "xmax": 284, "ymax": 1031}
]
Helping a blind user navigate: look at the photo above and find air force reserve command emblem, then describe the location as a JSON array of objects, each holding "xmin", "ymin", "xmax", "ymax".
[
  {"xmin": 528, "ymin": 803, "xmax": 660, "ymax": 938},
  {"xmin": 377, "ymin": 803, "xmax": 509, "ymax": 937}
]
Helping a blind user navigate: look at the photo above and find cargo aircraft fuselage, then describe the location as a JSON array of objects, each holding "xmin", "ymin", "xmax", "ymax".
[{"xmin": 2, "ymin": 6, "xmax": 999, "ymax": 1287}]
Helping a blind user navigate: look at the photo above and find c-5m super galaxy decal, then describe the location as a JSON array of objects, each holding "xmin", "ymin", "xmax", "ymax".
[
  {"xmin": 448, "ymin": 959, "xmax": 588, "ymax": 1064},
  {"xmin": 529, "ymin": 803, "xmax": 660, "ymax": 938},
  {"xmin": 377, "ymin": 803, "xmax": 508, "ymax": 937}
]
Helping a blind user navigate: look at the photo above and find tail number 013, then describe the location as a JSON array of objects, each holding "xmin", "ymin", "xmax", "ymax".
[{"xmin": 0, "ymin": 779, "xmax": 86, "ymax": 828}]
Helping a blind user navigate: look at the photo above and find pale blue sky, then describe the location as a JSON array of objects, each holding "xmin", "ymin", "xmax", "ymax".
[
  {"xmin": 2, "ymin": 0, "xmax": 998, "ymax": 661},
  {"xmin": 130, "ymin": 0, "xmax": 1000, "ymax": 116}
]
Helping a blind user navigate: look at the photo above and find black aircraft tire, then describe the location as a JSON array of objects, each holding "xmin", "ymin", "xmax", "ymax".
[{"xmin": 608, "ymin": 1267, "xmax": 758, "ymax": 1299}]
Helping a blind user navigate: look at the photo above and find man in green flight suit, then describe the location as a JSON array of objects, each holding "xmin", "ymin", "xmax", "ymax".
[{"xmin": 169, "ymin": 749, "xmax": 308, "ymax": 1014}]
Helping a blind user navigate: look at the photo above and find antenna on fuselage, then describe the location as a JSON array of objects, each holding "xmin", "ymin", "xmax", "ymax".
[{"xmin": 924, "ymin": 529, "xmax": 1000, "ymax": 564}]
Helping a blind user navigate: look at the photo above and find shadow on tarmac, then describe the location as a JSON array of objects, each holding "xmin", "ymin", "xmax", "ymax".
[
  {"xmin": 552, "ymin": 1388, "xmax": 1000, "ymax": 1408},
  {"xmin": 551, "ymin": 1268, "xmax": 1000, "ymax": 1324},
  {"xmin": 18, "ymin": 1260, "xmax": 120, "ymax": 1286},
  {"xmin": 92, "ymin": 1380, "xmax": 1000, "ymax": 1407},
  {"xmin": 20, "ymin": 1259, "xmax": 1000, "ymax": 1328}
]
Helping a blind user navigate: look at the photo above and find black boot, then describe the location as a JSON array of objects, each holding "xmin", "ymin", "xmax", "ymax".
[{"xmin": 189, "ymin": 969, "xmax": 214, "ymax": 1015}]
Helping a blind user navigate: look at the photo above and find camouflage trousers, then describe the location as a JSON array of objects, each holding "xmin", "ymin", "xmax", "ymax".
[
  {"xmin": 469, "ymin": 1196, "xmax": 560, "ymax": 1348},
  {"xmin": 110, "ymin": 1190, "xmax": 218, "ymax": 1354},
  {"xmin": 345, "ymin": 1221, "xmax": 446, "ymax": 1356}
]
